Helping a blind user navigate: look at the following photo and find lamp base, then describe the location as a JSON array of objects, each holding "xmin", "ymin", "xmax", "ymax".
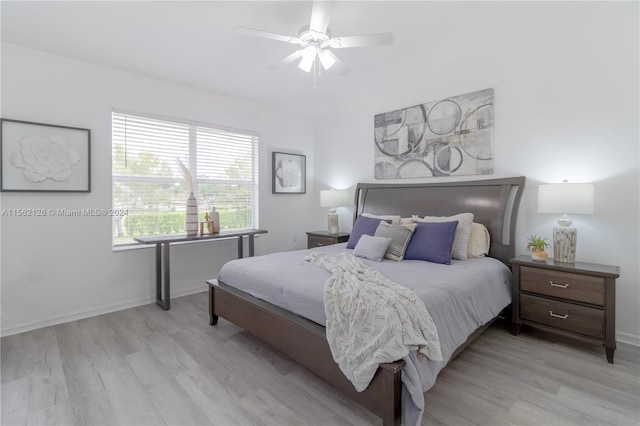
[
  {"xmin": 327, "ymin": 210, "xmax": 339, "ymax": 234},
  {"xmin": 553, "ymin": 226, "xmax": 577, "ymax": 263}
]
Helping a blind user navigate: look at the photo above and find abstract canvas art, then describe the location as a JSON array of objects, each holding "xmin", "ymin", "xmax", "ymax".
[{"xmin": 374, "ymin": 88, "xmax": 493, "ymax": 179}]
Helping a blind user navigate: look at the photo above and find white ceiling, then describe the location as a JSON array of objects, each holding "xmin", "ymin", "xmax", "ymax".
[{"xmin": 1, "ymin": 1, "xmax": 449, "ymax": 117}]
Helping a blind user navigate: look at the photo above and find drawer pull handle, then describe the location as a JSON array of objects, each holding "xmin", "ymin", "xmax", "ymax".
[
  {"xmin": 549, "ymin": 281, "xmax": 569, "ymax": 289},
  {"xmin": 316, "ymin": 243, "xmax": 324, "ymax": 246},
  {"xmin": 549, "ymin": 311, "xmax": 569, "ymax": 320}
]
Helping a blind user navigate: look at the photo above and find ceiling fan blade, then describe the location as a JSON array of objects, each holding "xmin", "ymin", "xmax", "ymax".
[
  {"xmin": 328, "ymin": 32, "xmax": 395, "ymax": 49},
  {"xmin": 325, "ymin": 50, "xmax": 350, "ymax": 75},
  {"xmin": 236, "ymin": 26, "xmax": 302, "ymax": 45},
  {"xmin": 268, "ymin": 50, "xmax": 304, "ymax": 69},
  {"xmin": 309, "ymin": 0, "xmax": 335, "ymax": 34}
]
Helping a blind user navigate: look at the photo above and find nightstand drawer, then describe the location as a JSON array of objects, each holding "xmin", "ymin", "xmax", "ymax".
[
  {"xmin": 521, "ymin": 266, "xmax": 605, "ymax": 306},
  {"xmin": 520, "ymin": 294, "xmax": 605, "ymax": 338},
  {"xmin": 308, "ymin": 235, "xmax": 336, "ymax": 248}
]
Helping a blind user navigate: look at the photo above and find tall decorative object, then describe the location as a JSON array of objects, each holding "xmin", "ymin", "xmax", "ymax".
[
  {"xmin": 209, "ymin": 207, "xmax": 221, "ymax": 233},
  {"xmin": 538, "ymin": 180, "xmax": 595, "ymax": 263},
  {"xmin": 178, "ymin": 159, "xmax": 198, "ymax": 236},
  {"xmin": 186, "ymin": 192, "xmax": 198, "ymax": 236},
  {"xmin": 320, "ymin": 189, "xmax": 349, "ymax": 234}
]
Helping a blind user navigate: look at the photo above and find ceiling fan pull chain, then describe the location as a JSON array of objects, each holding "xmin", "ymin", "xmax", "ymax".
[{"xmin": 313, "ymin": 58, "xmax": 318, "ymax": 89}]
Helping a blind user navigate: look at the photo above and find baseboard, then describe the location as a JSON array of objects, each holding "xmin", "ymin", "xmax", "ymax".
[
  {"xmin": 4, "ymin": 289, "xmax": 640, "ymax": 348},
  {"xmin": 0, "ymin": 285, "xmax": 208, "ymax": 338},
  {"xmin": 617, "ymin": 331, "xmax": 640, "ymax": 347}
]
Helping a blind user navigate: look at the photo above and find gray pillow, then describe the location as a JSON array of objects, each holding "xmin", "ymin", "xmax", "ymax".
[
  {"xmin": 373, "ymin": 221, "xmax": 415, "ymax": 261},
  {"xmin": 353, "ymin": 235, "xmax": 392, "ymax": 262}
]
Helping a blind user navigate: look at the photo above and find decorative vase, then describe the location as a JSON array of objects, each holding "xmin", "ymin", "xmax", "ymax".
[
  {"xmin": 209, "ymin": 207, "xmax": 220, "ymax": 233},
  {"xmin": 531, "ymin": 248, "xmax": 548, "ymax": 262},
  {"xmin": 186, "ymin": 192, "xmax": 198, "ymax": 236}
]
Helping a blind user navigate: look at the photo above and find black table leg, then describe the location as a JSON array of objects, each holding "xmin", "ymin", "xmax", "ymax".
[
  {"xmin": 156, "ymin": 242, "xmax": 170, "ymax": 310},
  {"xmin": 237, "ymin": 235, "xmax": 244, "ymax": 258},
  {"xmin": 155, "ymin": 243, "xmax": 162, "ymax": 306},
  {"xmin": 248, "ymin": 235, "xmax": 255, "ymax": 257}
]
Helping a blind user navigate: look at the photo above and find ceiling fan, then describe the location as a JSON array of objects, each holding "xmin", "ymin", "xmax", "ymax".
[{"xmin": 236, "ymin": 0, "xmax": 394, "ymax": 76}]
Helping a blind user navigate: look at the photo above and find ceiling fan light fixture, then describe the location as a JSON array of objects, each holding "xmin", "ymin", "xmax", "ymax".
[
  {"xmin": 298, "ymin": 46, "xmax": 317, "ymax": 72},
  {"xmin": 318, "ymin": 49, "xmax": 336, "ymax": 70},
  {"xmin": 237, "ymin": 0, "xmax": 394, "ymax": 78}
]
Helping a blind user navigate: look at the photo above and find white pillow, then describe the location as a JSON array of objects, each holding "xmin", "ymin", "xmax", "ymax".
[
  {"xmin": 399, "ymin": 217, "xmax": 414, "ymax": 226},
  {"xmin": 412, "ymin": 213, "xmax": 474, "ymax": 260},
  {"xmin": 353, "ymin": 235, "xmax": 392, "ymax": 262},
  {"xmin": 362, "ymin": 212, "xmax": 402, "ymax": 225},
  {"xmin": 468, "ymin": 222, "xmax": 490, "ymax": 258}
]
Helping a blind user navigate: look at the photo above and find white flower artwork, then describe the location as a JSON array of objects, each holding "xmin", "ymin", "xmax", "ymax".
[
  {"xmin": 11, "ymin": 134, "xmax": 80, "ymax": 182},
  {"xmin": 1, "ymin": 119, "xmax": 90, "ymax": 192},
  {"xmin": 272, "ymin": 152, "xmax": 306, "ymax": 194},
  {"xmin": 276, "ymin": 159, "xmax": 301, "ymax": 188}
]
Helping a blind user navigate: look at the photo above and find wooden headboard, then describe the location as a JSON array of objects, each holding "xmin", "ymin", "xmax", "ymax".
[{"xmin": 353, "ymin": 176, "xmax": 526, "ymax": 265}]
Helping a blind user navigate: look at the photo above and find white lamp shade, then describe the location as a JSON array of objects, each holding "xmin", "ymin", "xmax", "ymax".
[
  {"xmin": 320, "ymin": 189, "xmax": 349, "ymax": 207},
  {"xmin": 538, "ymin": 183, "xmax": 594, "ymax": 214},
  {"xmin": 319, "ymin": 49, "xmax": 337, "ymax": 70},
  {"xmin": 298, "ymin": 46, "xmax": 316, "ymax": 72}
]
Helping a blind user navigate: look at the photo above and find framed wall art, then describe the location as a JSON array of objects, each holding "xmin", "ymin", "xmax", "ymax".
[
  {"xmin": 374, "ymin": 88, "xmax": 494, "ymax": 179},
  {"xmin": 272, "ymin": 151, "xmax": 305, "ymax": 194},
  {"xmin": 1, "ymin": 118, "xmax": 91, "ymax": 192}
]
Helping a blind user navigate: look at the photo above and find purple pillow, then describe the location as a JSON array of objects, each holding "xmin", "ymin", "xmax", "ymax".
[
  {"xmin": 404, "ymin": 221, "xmax": 459, "ymax": 264},
  {"xmin": 346, "ymin": 216, "xmax": 392, "ymax": 249}
]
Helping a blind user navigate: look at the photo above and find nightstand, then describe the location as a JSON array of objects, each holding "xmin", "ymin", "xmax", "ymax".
[
  {"xmin": 510, "ymin": 255, "xmax": 620, "ymax": 363},
  {"xmin": 306, "ymin": 231, "xmax": 349, "ymax": 249}
]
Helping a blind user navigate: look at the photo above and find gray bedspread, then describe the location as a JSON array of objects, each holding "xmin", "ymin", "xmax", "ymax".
[{"xmin": 217, "ymin": 243, "xmax": 512, "ymax": 425}]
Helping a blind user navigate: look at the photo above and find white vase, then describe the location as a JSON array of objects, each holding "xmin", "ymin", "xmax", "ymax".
[
  {"xmin": 186, "ymin": 192, "xmax": 198, "ymax": 236},
  {"xmin": 209, "ymin": 207, "xmax": 221, "ymax": 233}
]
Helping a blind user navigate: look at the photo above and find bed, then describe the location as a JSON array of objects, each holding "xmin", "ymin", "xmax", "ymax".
[{"xmin": 207, "ymin": 176, "xmax": 525, "ymax": 425}]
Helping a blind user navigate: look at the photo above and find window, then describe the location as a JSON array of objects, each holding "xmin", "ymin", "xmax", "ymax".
[{"xmin": 112, "ymin": 111, "xmax": 259, "ymax": 246}]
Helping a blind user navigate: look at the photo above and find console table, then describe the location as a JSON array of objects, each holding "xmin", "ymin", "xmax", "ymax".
[{"xmin": 135, "ymin": 229, "xmax": 268, "ymax": 310}]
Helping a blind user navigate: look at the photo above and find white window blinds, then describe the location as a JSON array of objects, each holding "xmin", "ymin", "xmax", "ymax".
[{"xmin": 112, "ymin": 111, "xmax": 259, "ymax": 246}]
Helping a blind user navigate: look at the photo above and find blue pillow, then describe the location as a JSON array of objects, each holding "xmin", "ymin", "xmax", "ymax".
[
  {"xmin": 404, "ymin": 221, "xmax": 459, "ymax": 264},
  {"xmin": 346, "ymin": 216, "xmax": 392, "ymax": 249}
]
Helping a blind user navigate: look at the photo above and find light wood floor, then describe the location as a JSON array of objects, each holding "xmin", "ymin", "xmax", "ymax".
[{"xmin": 2, "ymin": 291, "xmax": 639, "ymax": 426}]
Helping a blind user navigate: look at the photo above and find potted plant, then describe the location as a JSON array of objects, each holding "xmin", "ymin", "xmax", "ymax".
[{"xmin": 526, "ymin": 235, "xmax": 551, "ymax": 261}]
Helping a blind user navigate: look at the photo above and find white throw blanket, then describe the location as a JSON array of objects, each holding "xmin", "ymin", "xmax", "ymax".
[{"xmin": 306, "ymin": 252, "xmax": 442, "ymax": 391}]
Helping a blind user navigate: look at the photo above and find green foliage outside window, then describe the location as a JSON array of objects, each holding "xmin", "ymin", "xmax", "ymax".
[{"xmin": 113, "ymin": 208, "xmax": 252, "ymax": 245}]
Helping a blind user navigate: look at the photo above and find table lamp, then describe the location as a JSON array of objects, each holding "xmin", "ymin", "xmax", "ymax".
[
  {"xmin": 538, "ymin": 180, "xmax": 594, "ymax": 263},
  {"xmin": 320, "ymin": 189, "xmax": 349, "ymax": 234}
]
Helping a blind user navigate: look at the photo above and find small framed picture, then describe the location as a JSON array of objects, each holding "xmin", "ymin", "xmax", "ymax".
[
  {"xmin": 272, "ymin": 151, "xmax": 306, "ymax": 194},
  {"xmin": 1, "ymin": 118, "xmax": 91, "ymax": 192}
]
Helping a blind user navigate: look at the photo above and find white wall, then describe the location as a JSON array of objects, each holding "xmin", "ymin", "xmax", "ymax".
[
  {"xmin": 314, "ymin": 2, "xmax": 640, "ymax": 343},
  {"xmin": 2, "ymin": 2, "xmax": 639, "ymax": 345},
  {"xmin": 0, "ymin": 43, "xmax": 314, "ymax": 335}
]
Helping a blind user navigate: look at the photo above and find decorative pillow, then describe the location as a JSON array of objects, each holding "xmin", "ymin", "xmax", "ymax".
[
  {"xmin": 361, "ymin": 213, "xmax": 401, "ymax": 225},
  {"xmin": 404, "ymin": 221, "xmax": 459, "ymax": 264},
  {"xmin": 353, "ymin": 235, "xmax": 392, "ymax": 262},
  {"xmin": 373, "ymin": 221, "xmax": 415, "ymax": 261},
  {"xmin": 399, "ymin": 217, "xmax": 414, "ymax": 226},
  {"xmin": 346, "ymin": 216, "xmax": 392, "ymax": 249},
  {"xmin": 468, "ymin": 222, "xmax": 491, "ymax": 258},
  {"xmin": 412, "ymin": 213, "xmax": 474, "ymax": 260}
]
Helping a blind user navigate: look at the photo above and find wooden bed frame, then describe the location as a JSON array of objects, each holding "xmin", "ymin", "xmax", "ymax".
[{"xmin": 208, "ymin": 176, "xmax": 525, "ymax": 426}]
